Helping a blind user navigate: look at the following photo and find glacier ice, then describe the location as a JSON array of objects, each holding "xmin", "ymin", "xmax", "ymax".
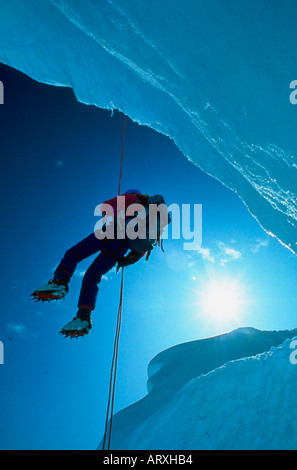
[
  {"xmin": 1, "ymin": 1, "xmax": 297, "ymax": 253},
  {"xmin": 99, "ymin": 327, "xmax": 297, "ymax": 450}
]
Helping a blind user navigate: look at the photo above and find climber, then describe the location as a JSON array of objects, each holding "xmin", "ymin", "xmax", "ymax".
[{"xmin": 31, "ymin": 189, "xmax": 170, "ymax": 338}]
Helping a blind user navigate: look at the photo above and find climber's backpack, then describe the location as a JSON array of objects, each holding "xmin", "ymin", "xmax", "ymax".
[{"xmin": 125, "ymin": 194, "xmax": 171, "ymax": 258}]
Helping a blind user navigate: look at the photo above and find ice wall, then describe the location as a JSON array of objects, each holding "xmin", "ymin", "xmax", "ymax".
[
  {"xmin": 99, "ymin": 327, "xmax": 297, "ymax": 450},
  {"xmin": 1, "ymin": 0, "xmax": 297, "ymax": 253}
]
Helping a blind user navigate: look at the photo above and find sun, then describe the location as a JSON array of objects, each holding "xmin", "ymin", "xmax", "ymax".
[{"xmin": 198, "ymin": 277, "xmax": 246, "ymax": 324}]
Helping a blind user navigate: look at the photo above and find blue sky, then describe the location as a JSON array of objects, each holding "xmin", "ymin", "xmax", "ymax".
[{"xmin": 1, "ymin": 62, "xmax": 297, "ymax": 449}]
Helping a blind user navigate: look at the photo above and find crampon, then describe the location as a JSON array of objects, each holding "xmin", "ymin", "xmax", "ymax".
[
  {"xmin": 31, "ymin": 279, "xmax": 68, "ymax": 302},
  {"xmin": 59, "ymin": 328, "xmax": 90, "ymax": 339}
]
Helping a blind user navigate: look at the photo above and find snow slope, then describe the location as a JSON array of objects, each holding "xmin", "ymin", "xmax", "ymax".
[
  {"xmin": 1, "ymin": 1, "xmax": 297, "ymax": 253},
  {"xmin": 99, "ymin": 327, "xmax": 297, "ymax": 450}
]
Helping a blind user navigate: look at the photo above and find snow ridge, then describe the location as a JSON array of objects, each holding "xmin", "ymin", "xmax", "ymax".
[{"xmin": 99, "ymin": 327, "xmax": 297, "ymax": 450}]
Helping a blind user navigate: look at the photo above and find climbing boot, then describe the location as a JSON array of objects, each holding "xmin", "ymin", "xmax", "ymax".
[{"xmin": 59, "ymin": 309, "xmax": 92, "ymax": 338}]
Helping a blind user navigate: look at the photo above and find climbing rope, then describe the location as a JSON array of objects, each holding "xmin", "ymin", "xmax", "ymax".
[
  {"xmin": 117, "ymin": 115, "xmax": 127, "ymax": 196},
  {"xmin": 102, "ymin": 114, "xmax": 127, "ymax": 450}
]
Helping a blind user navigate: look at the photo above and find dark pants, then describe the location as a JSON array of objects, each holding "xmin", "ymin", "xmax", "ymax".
[{"xmin": 54, "ymin": 234, "xmax": 128, "ymax": 310}]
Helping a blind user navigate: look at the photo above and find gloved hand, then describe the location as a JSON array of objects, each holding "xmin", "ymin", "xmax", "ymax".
[{"xmin": 116, "ymin": 251, "xmax": 145, "ymax": 273}]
